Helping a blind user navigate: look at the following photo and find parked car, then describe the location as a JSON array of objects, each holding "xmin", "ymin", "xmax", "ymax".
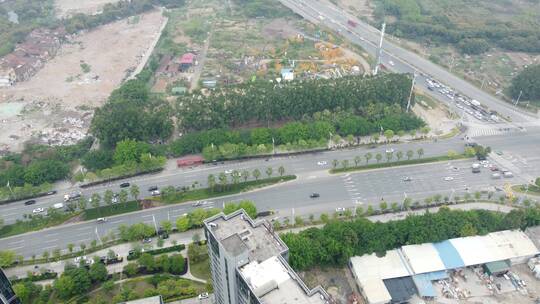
[
  {"xmin": 310, "ymin": 193, "xmax": 320, "ymax": 198},
  {"xmin": 335, "ymin": 207, "xmax": 346, "ymax": 213},
  {"xmin": 402, "ymin": 176, "xmax": 412, "ymax": 182},
  {"xmin": 119, "ymin": 182, "xmax": 130, "ymax": 188},
  {"xmin": 142, "ymin": 238, "xmax": 152, "ymax": 244},
  {"xmin": 198, "ymin": 293, "xmax": 209, "ymax": 300},
  {"xmin": 443, "ymin": 176, "xmax": 454, "ymax": 181},
  {"xmin": 96, "ymin": 217, "xmax": 107, "ymax": 223},
  {"xmin": 46, "ymin": 190, "xmax": 57, "ymax": 195},
  {"xmin": 317, "ymin": 161, "xmax": 327, "ymax": 166},
  {"xmin": 151, "ymin": 190, "xmax": 160, "ymax": 196},
  {"xmin": 148, "ymin": 186, "xmax": 158, "ymax": 192},
  {"xmin": 24, "ymin": 200, "xmax": 36, "ymax": 206}
]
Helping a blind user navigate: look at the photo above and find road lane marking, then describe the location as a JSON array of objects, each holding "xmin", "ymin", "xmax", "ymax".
[
  {"xmin": 76, "ymin": 227, "xmax": 92, "ymax": 231},
  {"xmin": 8, "ymin": 240, "xmax": 24, "ymax": 245},
  {"xmin": 3, "ymin": 213, "xmax": 17, "ymax": 217},
  {"xmin": 110, "ymin": 220, "xmax": 124, "ymax": 224},
  {"xmin": 7, "ymin": 246, "xmax": 24, "ymax": 250},
  {"xmin": 42, "ymin": 245, "xmax": 58, "ymax": 250},
  {"xmin": 78, "ymin": 238, "xmax": 91, "ymax": 243},
  {"xmin": 44, "ymin": 239, "xmax": 59, "ymax": 243},
  {"xmin": 141, "ymin": 214, "xmax": 153, "ymax": 218},
  {"xmin": 45, "ymin": 233, "xmax": 59, "ymax": 237}
]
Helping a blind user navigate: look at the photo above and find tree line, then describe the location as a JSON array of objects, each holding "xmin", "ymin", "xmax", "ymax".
[
  {"xmin": 509, "ymin": 64, "xmax": 540, "ymax": 103},
  {"xmin": 281, "ymin": 207, "xmax": 540, "ymax": 270},
  {"xmin": 176, "ymin": 74, "xmax": 414, "ymax": 131}
]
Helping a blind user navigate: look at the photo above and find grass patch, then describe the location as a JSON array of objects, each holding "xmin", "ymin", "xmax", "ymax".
[
  {"xmin": 0, "ymin": 211, "xmax": 80, "ymax": 238},
  {"xmin": 188, "ymin": 244, "xmax": 211, "ymax": 282},
  {"xmin": 330, "ymin": 155, "xmax": 471, "ymax": 174},
  {"xmin": 83, "ymin": 201, "xmax": 141, "ymax": 221},
  {"xmin": 512, "ymin": 184, "xmax": 540, "ymax": 196},
  {"xmin": 439, "ymin": 127, "xmax": 461, "ymax": 139},
  {"xmin": 160, "ymin": 175, "xmax": 296, "ymax": 204}
]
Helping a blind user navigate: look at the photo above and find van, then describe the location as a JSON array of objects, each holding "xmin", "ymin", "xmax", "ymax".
[
  {"xmin": 53, "ymin": 203, "xmax": 64, "ymax": 209},
  {"xmin": 491, "ymin": 173, "xmax": 501, "ymax": 179},
  {"xmin": 503, "ymin": 171, "xmax": 513, "ymax": 178}
]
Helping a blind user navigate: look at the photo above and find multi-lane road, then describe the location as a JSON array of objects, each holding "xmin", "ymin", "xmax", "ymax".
[
  {"xmin": 2, "ymin": 130, "xmax": 540, "ymax": 258},
  {"xmin": 279, "ymin": 0, "xmax": 538, "ymax": 125}
]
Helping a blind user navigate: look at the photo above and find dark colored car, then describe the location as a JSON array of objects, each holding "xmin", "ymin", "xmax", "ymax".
[
  {"xmin": 119, "ymin": 182, "xmax": 130, "ymax": 188},
  {"xmin": 24, "ymin": 200, "xmax": 36, "ymax": 205},
  {"xmin": 310, "ymin": 193, "xmax": 320, "ymax": 198},
  {"xmin": 148, "ymin": 186, "xmax": 158, "ymax": 192}
]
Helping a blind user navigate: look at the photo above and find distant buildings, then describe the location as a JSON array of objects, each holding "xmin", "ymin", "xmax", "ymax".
[
  {"xmin": 204, "ymin": 209, "xmax": 330, "ymax": 304},
  {"xmin": 118, "ymin": 296, "xmax": 164, "ymax": 304},
  {"xmin": 349, "ymin": 230, "xmax": 539, "ymax": 304},
  {"xmin": 179, "ymin": 53, "xmax": 195, "ymax": 72},
  {"xmin": 0, "ymin": 28, "xmax": 64, "ymax": 86},
  {"xmin": 281, "ymin": 68, "xmax": 294, "ymax": 81},
  {"xmin": 0, "ymin": 268, "xmax": 20, "ymax": 304}
]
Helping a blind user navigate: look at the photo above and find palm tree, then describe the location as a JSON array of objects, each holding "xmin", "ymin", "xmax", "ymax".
[
  {"xmin": 417, "ymin": 148, "xmax": 424, "ymax": 158},
  {"xmin": 375, "ymin": 153, "xmax": 382, "ymax": 163},
  {"xmin": 265, "ymin": 167, "xmax": 273, "ymax": 178},
  {"xmin": 278, "ymin": 166, "xmax": 285, "ymax": 176},
  {"xmin": 119, "ymin": 189, "xmax": 128, "ymax": 205},
  {"xmin": 354, "ymin": 156, "xmax": 361, "ymax": 166},
  {"xmin": 207, "ymin": 174, "xmax": 216, "ymax": 190},
  {"xmin": 253, "ymin": 169, "xmax": 261, "ymax": 180},
  {"xmin": 364, "ymin": 152, "xmax": 372, "ymax": 164},
  {"xmin": 129, "ymin": 184, "xmax": 140, "ymax": 201},
  {"xmin": 104, "ymin": 190, "xmax": 113, "ymax": 206},
  {"xmin": 385, "ymin": 151, "xmax": 393, "ymax": 162},
  {"xmin": 396, "ymin": 151, "xmax": 403, "ymax": 161},
  {"xmin": 242, "ymin": 170, "xmax": 250, "ymax": 182},
  {"xmin": 406, "ymin": 150, "xmax": 414, "ymax": 160}
]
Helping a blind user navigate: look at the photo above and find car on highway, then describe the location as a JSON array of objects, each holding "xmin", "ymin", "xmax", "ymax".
[
  {"xmin": 490, "ymin": 166, "xmax": 499, "ymax": 171},
  {"xmin": 402, "ymin": 176, "xmax": 412, "ymax": 182},
  {"xmin": 492, "ymin": 173, "xmax": 501, "ymax": 179},
  {"xmin": 192, "ymin": 201, "xmax": 202, "ymax": 207},
  {"xmin": 443, "ymin": 176, "xmax": 454, "ymax": 181},
  {"xmin": 225, "ymin": 169, "xmax": 233, "ymax": 174},
  {"xmin": 148, "ymin": 186, "xmax": 158, "ymax": 192},
  {"xmin": 53, "ymin": 203, "xmax": 64, "ymax": 209},
  {"xmin": 335, "ymin": 207, "xmax": 346, "ymax": 213},
  {"xmin": 142, "ymin": 238, "xmax": 152, "ymax": 244},
  {"xmin": 385, "ymin": 148, "xmax": 394, "ymax": 153},
  {"xmin": 198, "ymin": 293, "xmax": 209, "ymax": 300},
  {"xmin": 32, "ymin": 207, "xmax": 44, "ymax": 214},
  {"xmin": 310, "ymin": 193, "xmax": 320, "ymax": 198},
  {"xmin": 503, "ymin": 172, "xmax": 513, "ymax": 178},
  {"xmin": 46, "ymin": 190, "xmax": 57, "ymax": 195},
  {"xmin": 151, "ymin": 190, "xmax": 160, "ymax": 196},
  {"xmin": 97, "ymin": 217, "xmax": 107, "ymax": 223},
  {"xmin": 317, "ymin": 161, "xmax": 327, "ymax": 166},
  {"xmin": 24, "ymin": 199, "xmax": 36, "ymax": 206},
  {"xmin": 388, "ymin": 60, "xmax": 395, "ymax": 66},
  {"xmin": 119, "ymin": 182, "xmax": 130, "ymax": 188}
]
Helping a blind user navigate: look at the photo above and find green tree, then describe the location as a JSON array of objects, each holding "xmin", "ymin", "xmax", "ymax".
[
  {"xmin": 366, "ymin": 205, "xmax": 374, "ymax": 215},
  {"xmin": 278, "ymin": 166, "xmax": 285, "ymax": 176},
  {"xmin": 139, "ymin": 253, "xmax": 156, "ymax": 271},
  {"xmin": 294, "ymin": 216, "xmax": 304, "ymax": 227},
  {"xmin": 242, "ymin": 170, "xmax": 250, "ymax": 182},
  {"xmin": 364, "ymin": 152, "xmax": 372, "ymax": 164},
  {"xmin": 320, "ymin": 213, "xmax": 329, "ymax": 223},
  {"xmin": 332, "ymin": 159, "xmax": 338, "ymax": 168},
  {"xmin": 91, "ymin": 193, "xmax": 101, "ymax": 209},
  {"xmin": 406, "ymin": 150, "xmax": 414, "ymax": 160},
  {"xmin": 42, "ymin": 251, "xmax": 49, "ymax": 262},
  {"xmin": 104, "ymin": 190, "xmax": 113, "ymax": 206},
  {"xmin": 67, "ymin": 243, "xmax": 74, "ymax": 253},
  {"xmin": 0, "ymin": 250, "xmax": 16, "ymax": 267},
  {"xmin": 231, "ymin": 170, "xmax": 241, "ymax": 185},
  {"xmin": 53, "ymin": 275, "xmax": 75, "ymax": 299},
  {"xmin": 391, "ymin": 202, "xmax": 399, "ymax": 212},
  {"xmin": 252, "ymin": 169, "xmax": 261, "ymax": 180},
  {"xmin": 160, "ymin": 220, "xmax": 173, "ymax": 233},
  {"xmin": 89, "ymin": 261, "xmax": 108, "ymax": 282},
  {"xmin": 130, "ymin": 184, "xmax": 140, "ymax": 201},
  {"xmin": 384, "ymin": 129, "xmax": 394, "ymax": 143},
  {"xmin": 510, "ymin": 64, "xmax": 540, "ymax": 101},
  {"xmin": 341, "ymin": 159, "xmax": 349, "ymax": 169},
  {"xmin": 396, "ymin": 151, "xmax": 403, "ymax": 161},
  {"xmin": 176, "ymin": 216, "xmax": 191, "ymax": 232},
  {"xmin": 119, "ymin": 189, "xmax": 129, "ymax": 205},
  {"xmin": 123, "ymin": 263, "xmax": 139, "ymax": 277},
  {"xmin": 354, "ymin": 156, "xmax": 361, "ymax": 166},
  {"xmin": 375, "ymin": 153, "xmax": 382, "ymax": 163},
  {"xmin": 265, "ymin": 167, "xmax": 273, "ymax": 178},
  {"xmin": 218, "ymin": 172, "xmax": 228, "ymax": 189},
  {"xmin": 78, "ymin": 196, "xmax": 87, "ymax": 210},
  {"xmin": 207, "ymin": 174, "xmax": 216, "ymax": 190},
  {"xmin": 417, "ymin": 148, "xmax": 424, "ymax": 158},
  {"xmin": 385, "ymin": 151, "xmax": 393, "ymax": 162},
  {"xmin": 169, "ymin": 254, "xmax": 185, "ymax": 274},
  {"xmin": 379, "ymin": 201, "xmax": 388, "ymax": 210}
]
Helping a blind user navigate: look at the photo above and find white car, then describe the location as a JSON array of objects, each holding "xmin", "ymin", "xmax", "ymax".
[
  {"xmin": 317, "ymin": 161, "xmax": 327, "ymax": 166},
  {"xmin": 151, "ymin": 190, "xmax": 160, "ymax": 196},
  {"xmin": 224, "ymin": 169, "xmax": 233, "ymax": 174},
  {"xmin": 385, "ymin": 148, "xmax": 394, "ymax": 153},
  {"xmin": 198, "ymin": 292, "xmax": 209, "ymax": 300},
  {"xmin": 96, "ymin": 217, "xmax": 107, "ymax": 223},
  {"xmin": 335, "ymin": 207, "xmax": 346, "ymax": 213},
  {"xmin": 32, "ymin": 207, "xmax": 44, "ymax": 214},
  {"xmin": 443, "ymin": 177, "xmax": 454, "ymax": 181},
  {"xmin": 388, "ymin": 60, "xmax": 395, "ymax": 66}
]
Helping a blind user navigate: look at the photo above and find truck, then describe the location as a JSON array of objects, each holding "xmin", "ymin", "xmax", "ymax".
[
  {"xmin": 472, "ymin": 163, "xmax": 481, "ymax": 173},
  {"xmin": 63, "ymin": 192, "xmax": 81, "ymax": 202},
  {"xmin": 470, "ymin": 99, "xmax": 481, "ymax": 107},
  {"xmin": 347, "ymin": 20, "xmax": 357, "ymax": 27}
]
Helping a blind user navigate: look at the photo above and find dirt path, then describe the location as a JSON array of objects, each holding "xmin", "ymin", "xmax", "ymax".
[{"xmin": 190, "ymin": 31, "xmax": 212, "ymax": 92}]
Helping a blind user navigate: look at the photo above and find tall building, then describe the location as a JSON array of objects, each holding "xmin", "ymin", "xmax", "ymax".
[
  {"xmin": 204, "ymin": 210, "xmax": 330, "ymax": 304},
  {"xmin": 0, "ymin": 268, "xmax": 20, "ymax": 304}
]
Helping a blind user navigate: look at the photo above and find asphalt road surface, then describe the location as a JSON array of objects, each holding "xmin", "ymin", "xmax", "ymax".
[
  {"xmin": 0, "ymin": 139, "xmax": 464, "ymax": 224},
  {"xmin": 279, "ymin": 0, "xmax": 538, "ymax": 125},
  {"xmin": 3, "ymin": 132, "xmax": 539, "ymax": 258}
]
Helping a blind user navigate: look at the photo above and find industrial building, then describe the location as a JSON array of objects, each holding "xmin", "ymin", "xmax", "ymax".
[
  {"xmin": 349, "ymin": 230, "xmax": 539, "ymax": 304},
  {"xmin": 204, "ymin": 209, "xmax": 330, "ymax": 304}
]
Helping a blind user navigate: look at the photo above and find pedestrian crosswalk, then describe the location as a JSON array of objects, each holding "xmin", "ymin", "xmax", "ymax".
[{"xmin": 466, "ymin": 126, "xmax": 525, "ymax": 138}]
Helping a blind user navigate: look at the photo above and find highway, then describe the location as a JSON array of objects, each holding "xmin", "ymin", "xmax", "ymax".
[
  {"xmin": 279, "ymin": 0, "xmax": 538, "ymax": 125},
  {"xmin": 2, "ymin": 130, "xmax": 540, "ymax": 258},
  {"xmin": 0, "ymin": 138, "xmax": 463, "ymax": 224}
]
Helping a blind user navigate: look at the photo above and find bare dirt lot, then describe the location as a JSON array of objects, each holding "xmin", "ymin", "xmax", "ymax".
[
  {"xmin": 55, "ymin": 0, "xmax": 121, "ymax": 18},
  {"xmin": 0, "ymin": 10, "xmax": 166, "ymax": 153}
]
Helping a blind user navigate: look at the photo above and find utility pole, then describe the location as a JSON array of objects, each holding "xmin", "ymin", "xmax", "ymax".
[
  {"xmin": 373, "ymin": 22, "xmax": 386, "ymax": 75},
  {"xmin": 406, "ymin": 71, "xmax": 416, "ymax": 113}
]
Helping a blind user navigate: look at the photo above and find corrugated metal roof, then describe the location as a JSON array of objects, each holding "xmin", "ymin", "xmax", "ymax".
[
  {"xmin": 412, "ymin": 271, "xmax": 448, "ymax": 298},
  {"xmin": 383, "ymin": 276, "xmax": 417, "ymax": 302},
  {"xmin": 401, "ymin": 243, "xmax": 446, "ymax": 274},
  {"xmin": 484, "ymin": 260, "xmax": 510, "ymax": 275},
  {"xmin": 433, "ymin": 240, "xmax": 465, "ymax": 269}
]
